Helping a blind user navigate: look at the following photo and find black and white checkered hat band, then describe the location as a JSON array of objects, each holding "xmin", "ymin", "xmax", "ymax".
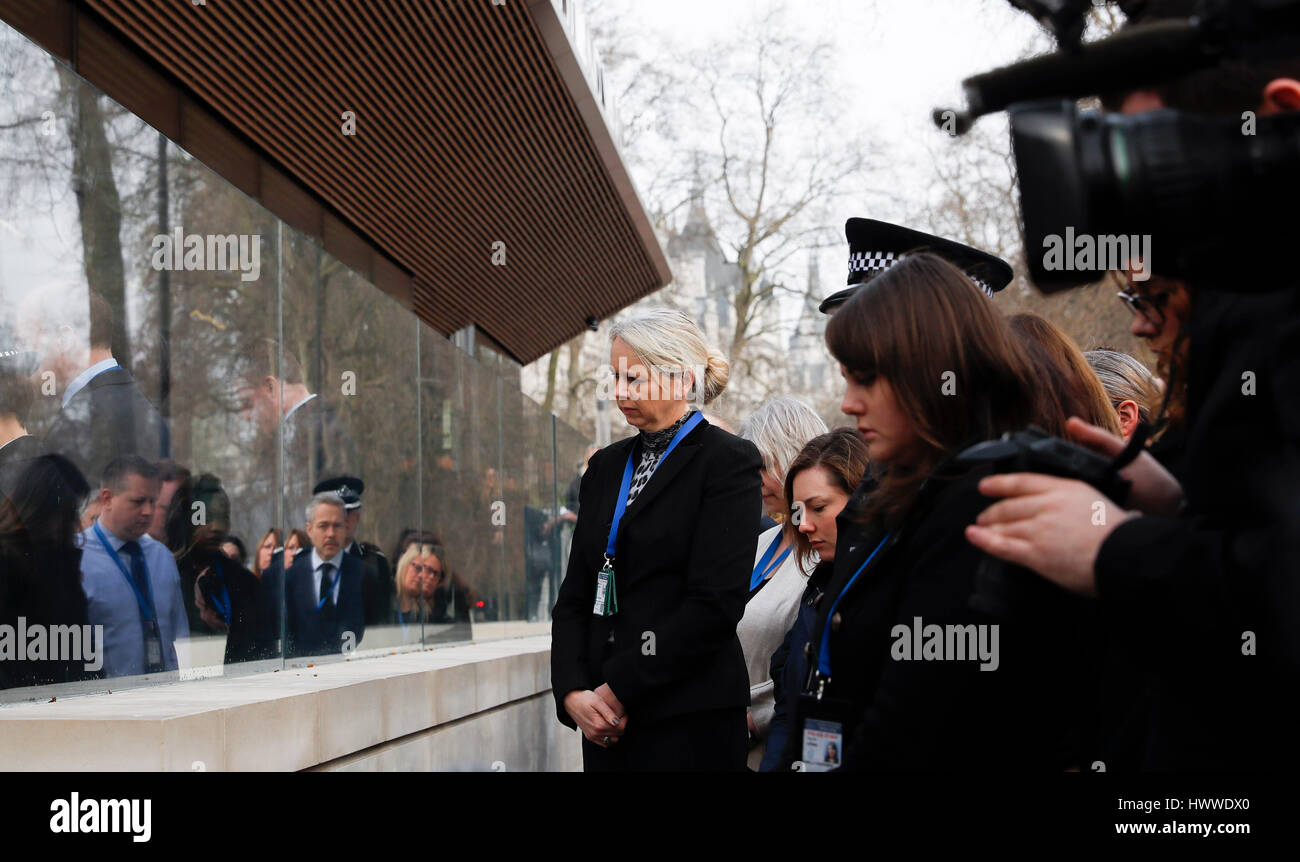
[
  {"xmin": 847, "ymin": 251, "xmax": 898, "ymax": 274},
  {"xmin": 850, "ymin": 250, "xmax": 996, "ymax": 297}
]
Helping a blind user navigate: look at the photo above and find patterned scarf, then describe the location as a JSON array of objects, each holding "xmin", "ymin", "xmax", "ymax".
[{"xmin": 626, "ymin": 409, "xmax": 698, "ymax": 505}]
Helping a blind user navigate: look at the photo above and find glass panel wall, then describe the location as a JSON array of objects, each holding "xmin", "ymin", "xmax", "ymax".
[{"xmin": 0, "ymin": 19, "xmax": 583, "ymax": 701}]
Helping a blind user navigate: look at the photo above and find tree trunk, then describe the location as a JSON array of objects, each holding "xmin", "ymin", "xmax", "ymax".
[
  {"xmin": 565, "ymin": 337, "xmax": 583, "ymax": 428},
  {"xmin": 541, "ymin": 349, "xmax": 559, "ymax": 414},
  {"xmin": 63, "ymin": 66, "xmax": 130, "ymax": 369}
]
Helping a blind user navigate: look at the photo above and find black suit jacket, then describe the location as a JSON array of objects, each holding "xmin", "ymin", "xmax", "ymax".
[
  {"xmin": 43, "ymin": 365, "xmax": 168, "ymax": 485},
  {"xmin": 551, "ymin": 417, "xmax": 762, "ymax": 728},
  {"xmin": 284, "ymin": 551, "xmax": 366, "ymax": 659},
  {"xmin": 348, "ymin": 542, "xmax": 393, "ymax": 627}
]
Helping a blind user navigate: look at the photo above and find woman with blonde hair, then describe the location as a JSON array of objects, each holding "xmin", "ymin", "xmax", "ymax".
[
  {"xmin": 393, "ymin": 542, "xmax": 435, "ymax": 632},
  {"xmin": 737, "ymin": 396, "xmax": 827, "ymax": 768},
  {"xmin": 552, "ymin": 307, "xmax": 762, "ymax": 771}
]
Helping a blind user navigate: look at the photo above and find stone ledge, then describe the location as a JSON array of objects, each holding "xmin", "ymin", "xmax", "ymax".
[{"xmin": 0, "ymin": 634, "xmax": 555, "ymax": 772}]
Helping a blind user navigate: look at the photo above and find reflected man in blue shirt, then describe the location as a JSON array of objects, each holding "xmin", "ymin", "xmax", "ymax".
[{"xmin": 80, "ymin": 455, "xmax": 189, "ymax": 678}]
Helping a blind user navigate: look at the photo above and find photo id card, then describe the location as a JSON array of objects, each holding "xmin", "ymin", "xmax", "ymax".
[
  {"xmin": 144, "ymin": 622, "xmax": 164, "ymax": 672},
  {"xmin": 801, "ymin": 718, "xmax": 843, "ymax": 772}
]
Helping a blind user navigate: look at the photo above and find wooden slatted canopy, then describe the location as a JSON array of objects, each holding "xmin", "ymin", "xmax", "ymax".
[{"xmin": 0, "ymin": 0, "xmax": 669, "ymax": 365}]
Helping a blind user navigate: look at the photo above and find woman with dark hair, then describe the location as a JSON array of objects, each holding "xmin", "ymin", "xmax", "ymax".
[
  {"xmin": 0, "ymin": 454, "xmax": 97, "ymax": 689},
  {"xmin": 759, "ymin": 428, "xmax": 870, "ymax": 771},
  {"xmin": 251, "ymin": 528, "xmax": 281, "ymax": 578},
  {"xmin": 284, "ymin": 528, "xmax": 312, "ymax": 562},
  {"xmin": 220, "ymin": 536, "xmax": 247, "ymax": 567},
  {"xmin": 172, "ymin": 474, "xmax": 272, "ymax": 664},
  {"xmin": 775, "ymin": 253, "xmax": 1092, "ymax": 771},
  {"xmin": 1007, "ymin": 313, "xmax": 1122, "ymax": 436}
]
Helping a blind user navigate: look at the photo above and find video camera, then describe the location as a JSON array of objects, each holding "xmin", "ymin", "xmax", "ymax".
[{"xmin": 935, "ymin": 0, "xmax": 1300, "ymax": 292}]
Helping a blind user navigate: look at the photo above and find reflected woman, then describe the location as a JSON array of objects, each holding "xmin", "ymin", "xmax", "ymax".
[
  {"xmin": 393, "ymin": 541, "xmax": 429, "ymax": 633},
  {"xmin": 551, "ymin": 308, "xmax": 762, "ymax": 771},
  {"xmin": 251, "ymin": 528, "xmax": 281, "ymax": 578},
  {"xmin": 284, "ymin": 528, "xmax": 311, "ymax": 562}
]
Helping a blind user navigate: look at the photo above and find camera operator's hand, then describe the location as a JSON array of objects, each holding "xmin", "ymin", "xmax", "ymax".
[
  {"xmin": 1065, "ymin": 417, "xmax": 1183, "ymax": 517},
  {"xmin": 965, "ymin": 473, "xmax": 1138, "ymax": 597},
  {"xmin": 193, "ymin": 570, "xmax": 229, "ymax": 633}
]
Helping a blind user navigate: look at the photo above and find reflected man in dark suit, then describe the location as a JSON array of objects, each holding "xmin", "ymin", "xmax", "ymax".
[
  {"xmin": 235, "ymin": 339, "xmax": 356, "ymax": 541},
  {"xmin": 284, "ymin": 492, "xmax": 365, "ymax": 659},
  {"xmin": 26, "ymin": 288, "xmax": 169, "ymax": 484}
]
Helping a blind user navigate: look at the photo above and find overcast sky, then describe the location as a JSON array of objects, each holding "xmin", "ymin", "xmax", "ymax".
[{"xmin": 591, "ymin": 0, "xmax": 1054, "ymax": 326}]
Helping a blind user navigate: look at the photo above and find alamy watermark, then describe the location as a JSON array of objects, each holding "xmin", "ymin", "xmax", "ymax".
[
  {"xmin": 890, "ymin": 616, "xmax": 1000, "ymax": 671},
  {"xmin": 1042, "ymin": 227, "xmax": 1151, "ymax": 281},
  {"xmin": 150, "ymin": 228, "xmax": 262, "ymax": 282},
  {"xmin": 50, "ymin": 793, "xmax": 150, "ymax": 843},
  {"xmin": 0, "ymin": 617, "xmax": 104, "ymax": 673}
]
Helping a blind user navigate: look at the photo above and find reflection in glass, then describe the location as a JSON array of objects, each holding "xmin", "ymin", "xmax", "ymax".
[{"xmin": 0, "ymin": 17, "xmax": 586, "ymax": 702}]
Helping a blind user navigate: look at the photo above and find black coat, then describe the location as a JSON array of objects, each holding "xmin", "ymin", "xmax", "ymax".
[
  {"xmin": 282, "ymin": 550, "xmax": 366, "ymax": 659},
  {"xmin": 551, "ymin": 418, "xmax": 762, "ymax": 728},
  {"xmin": 0, "ymin": 435, "xmax": 46, "ymax": 502},
  {"xmin": 42, "ymin": 365, "xmax": 169, "ymax": 486},
  {"xmin": 178, "ymin": 548, "xmax": 276, "ymax": 665},
  {"xmin": 776, "ymin": 462, "xmax": 1093, "ymax": 771},
  {"xmin": 348, "ymin": 541, "xmax": 393, "ymax": 627},
  {"xmin": 1093, "ymin": 286, "xmax": 1300, "ymax": 771},
  {"xmin": 0, "ymin": 534, "xmax": 98, "ymax": 690},
  {"xmin": 760, "ymin": 560, "xmax": 832, "ymax": 772}
]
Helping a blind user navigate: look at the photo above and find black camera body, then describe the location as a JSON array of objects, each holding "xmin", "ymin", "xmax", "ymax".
[
  {"xmin": 957, "ymin": 426, "xmax": 1131, "ymax": 503},
  {"xmin": 955, "ymin": 427, "xmax": 1132, "ymax": 619},
  {"xmin": 936, "ymin": 0, "xmax": 1300, "ymax": 293},
  {"xmin": 1011, "ymin": 100, "xmax": 1300, "ymax": 291}
]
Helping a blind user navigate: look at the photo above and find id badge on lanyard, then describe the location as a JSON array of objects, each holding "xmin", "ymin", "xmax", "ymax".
[
  {"xmin": 792, "ymin": 530, "xmax": 893, "ymax": 771},
  {"xmin": 144, "ymin": 619, "xmax": 164, "ymax": 672},
  {"xmin": 593, "ymin": 556, "xmax": 617, "ymax": 616},
  {"xmin": 794, "ymin": 689, "xmax": 851, "ymax": 772}
]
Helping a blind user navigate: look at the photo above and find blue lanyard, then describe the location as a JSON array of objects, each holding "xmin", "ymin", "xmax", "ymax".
[
  {"xmin": 604, "ymin": 410, "xmax": 705, "ymax": 559},
  {"xmin": 815, "ymin": 532, "xmax": 892, "ymax": 678},
  {"xmin": 208, "ymin": 561, "xmax": 231, "ymax": 624},
  {"xmin": 93, "ymin": 523, "xmax": 157, "ymax": 622},
  {"xmin": 751, "ymin": 531, "xmax": 792, "ymax": 591}
]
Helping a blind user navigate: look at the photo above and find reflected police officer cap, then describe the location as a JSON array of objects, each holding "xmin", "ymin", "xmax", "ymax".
[
  {"xmin": 313, "ymin": 475, "xmax": 364, "ymax": 510},
  {"xmin": 818, "ymin": 218, "xmax": 1015, "ymax": 314}
]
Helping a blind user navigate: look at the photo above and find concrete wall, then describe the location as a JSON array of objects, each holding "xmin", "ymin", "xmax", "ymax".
[{"xmin": 0, "ymin": 634, "xmax": 581, "ymax": 772}]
